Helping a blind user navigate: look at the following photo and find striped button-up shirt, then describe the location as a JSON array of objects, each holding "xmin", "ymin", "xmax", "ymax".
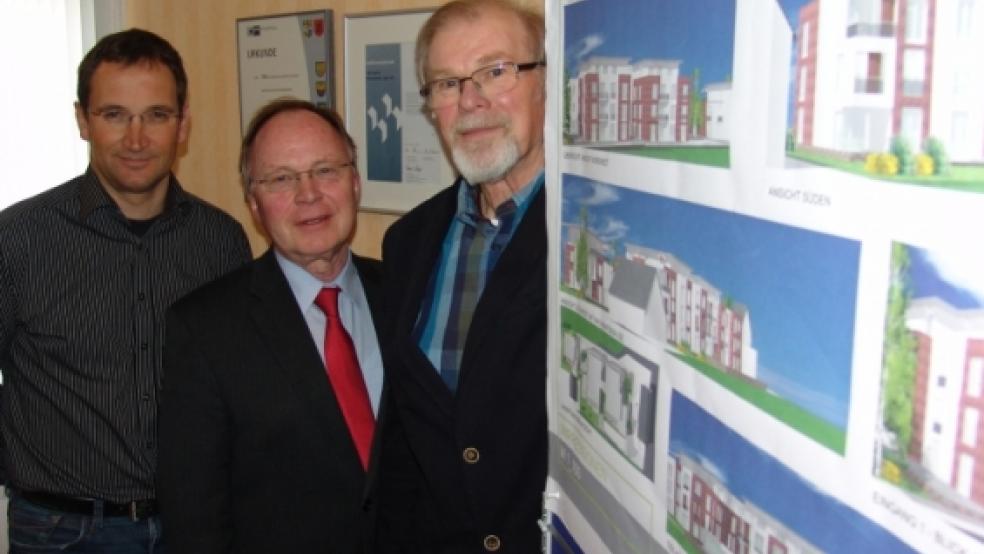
[
  {"xmin": 0, "ymin": 169, "xmax": 250, "ymax": 501},
  {"xmin": 416, "ymin": 173, "xmax": 544, "ymax": 391}
]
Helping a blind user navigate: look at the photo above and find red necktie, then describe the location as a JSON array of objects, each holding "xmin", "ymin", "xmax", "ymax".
[{"xmin": 314, "ymin": 287, "xmax": 375, "ymax": 470}]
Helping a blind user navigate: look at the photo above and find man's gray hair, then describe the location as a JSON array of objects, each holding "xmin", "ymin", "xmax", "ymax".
[{"xmin": 415, "ymin": 0, "xmax": 545, "ymax": 84}]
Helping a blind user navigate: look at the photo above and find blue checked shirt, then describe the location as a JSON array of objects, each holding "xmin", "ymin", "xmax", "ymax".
[{"xmin": 415, "ymin": 172, "xmax": 544, "ymax": 392}]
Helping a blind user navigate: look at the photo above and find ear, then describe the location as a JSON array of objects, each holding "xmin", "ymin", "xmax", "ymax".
[
  {"xmin": 177, "ymin": 103, "xmax": 191, "ymax": 144},
  {"xmin": 246, "ymin": 191, "xmax": 259, "ymax": 218},
  {"xmin": 352, "ymin": 171, "xmax": 361, "ymax": 202},
  {"xmin": 246, "ymin": 192, "xmax": 267, "ymax": 234},
  {"xmin": 75, "ymin": 102, "xmax": 91, "ymax": 141}
]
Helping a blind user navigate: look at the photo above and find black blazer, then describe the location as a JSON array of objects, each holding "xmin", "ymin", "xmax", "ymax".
[
  {"xmin": 375, "ymin": 182, "xmax": 548, "ymax": 553},
  {"xmin": 157, "ymin": 250, "xmax": 385, "ymax": 554}
]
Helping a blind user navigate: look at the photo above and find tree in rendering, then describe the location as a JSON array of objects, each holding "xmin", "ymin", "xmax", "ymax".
[
  {"xmin": 881, "ymin": 243, "xmax": 918, "ymax": 455},
  {"xmin": 575, "ymin": 207, "xmax": 589, "ymax": 297}
]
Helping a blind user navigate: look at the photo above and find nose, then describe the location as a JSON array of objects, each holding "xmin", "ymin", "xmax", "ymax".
[
  {"xmin": 293, "ymin": 171, "xmax": 323, "ymax": 203},
  {"xmin": 457, "ymin": 78, "xmax": 489, "ymax": 111},
  {"xmin": 122, "ymin": 115, "xmax": 149, "ymax": 151}
]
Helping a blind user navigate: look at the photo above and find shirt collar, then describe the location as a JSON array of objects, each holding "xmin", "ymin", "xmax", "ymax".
[
  {"xmin": 275, "ymin": 249, "xmax": 359, "ymax": 310},
  {"xmin": 78, "ymin": 167, "xmax": 189, "ymax": 221},
  {"xmin": 455, "ymin": 170, "xmax": 545, "ymax": 227}
]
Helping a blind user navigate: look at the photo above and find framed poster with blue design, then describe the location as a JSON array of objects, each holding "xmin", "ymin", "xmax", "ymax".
[
  {"xmin": 344, "ymin": 9, "xmax": 454, "ymax": 213},
  {"xmin": 236, "ymin": 10, "xmax": 333, "ymax": 135}
]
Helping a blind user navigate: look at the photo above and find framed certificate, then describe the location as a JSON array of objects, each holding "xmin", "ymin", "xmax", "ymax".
[
  {"xmin": 237, "ymin": 10, "xmax": 333, "ymax": 134},
  {"xmin": 344, "ymin": 9, "xmax": 455, "ymax": 213}
]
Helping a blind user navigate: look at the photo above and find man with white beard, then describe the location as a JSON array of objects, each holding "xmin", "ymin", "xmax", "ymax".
[{"xmin": 374, "ymin": 1, "xmax": 547, "ymax": 552}]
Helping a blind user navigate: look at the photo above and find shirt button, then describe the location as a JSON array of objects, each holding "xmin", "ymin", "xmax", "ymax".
[
  {"xmin": 141, "ymin": 392, "xmax": 151, "ymax": 402},
  {"xmin": 145, "ymin": 441, "xmax": 154, "ymax": 450},
  {"xmin": 462, "ymin": 447, "xmax": 480, "ymax": 464},
  {"xmin": 483, "ymin": 534, "xmax": 501, "ymax": 551},
  {"xmin": 137, "ymin": 292, "xmax": 146, "ymax": 301},
  {"xmin": 140, "ymin": 342, "xmax": 148, "ymax": 351}
]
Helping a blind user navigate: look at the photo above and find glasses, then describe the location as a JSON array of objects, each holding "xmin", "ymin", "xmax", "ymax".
[
  {"xmin": 250, "ymin": 162, "xmax": 355, "ymax": 193},
  {"xmin": 90, "ymin": 107, "xmax": 181, "ymax": 128},
  {"xmin": 420, "ymin": 60, "xmax": 545, "ymax": 109}
]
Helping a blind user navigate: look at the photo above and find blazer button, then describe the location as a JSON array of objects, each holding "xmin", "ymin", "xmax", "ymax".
[
  {"xmin": 462, "ymin": 447, "xmax": 480, "ymax": 464},
  {"xmin": 483, "ymin": 534, "xmax": 501, "ymax": 551}
]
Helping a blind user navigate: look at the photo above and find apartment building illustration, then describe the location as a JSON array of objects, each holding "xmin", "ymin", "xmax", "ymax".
[
  {"xmin": 570, "ymin": 56, "xmax": 700, "ymax": 145},
  {"xmin": 905, "ymin": 296, "xmax": 984, "ymax": 509},
  {"xmin": 668, "ymin": 452, "xmax": 821, "ymax": 554},
  {"xmin": 563, "ymin": 223, "xmax": 614, "ymax": 305},
  {"xmin": 560, "ymin": 326, "xmax": 657, "ymax": 476},
  {"xmin": 705, "ymin": 82, "xmax": 733, "ymax": 142},
  {"xmin": 582, "ymin": 346, "xmax": 635, "ymax": 438},
  {"xmin": 616, "ymin": 244, "xmax": 757, "ymax": 378},
  {"xmin": 561, "ymin": 227, "xmax": 758, "ymax": 378},
  {"xmin": 794, "ymin": 0, "xmax": 984, "ymax": 162}
]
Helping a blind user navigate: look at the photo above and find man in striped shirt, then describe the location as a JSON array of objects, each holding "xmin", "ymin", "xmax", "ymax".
[
  {"xmin": 0, "ymin": 29, "xmax": 250, "ymax": 552},
  {"xmin": 376, "ymin": 1, "xmax": 548, "ymax": 551}
]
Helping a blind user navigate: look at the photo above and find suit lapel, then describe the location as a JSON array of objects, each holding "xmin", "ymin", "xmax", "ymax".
[
  {"xmin": 248, "ymin": 250, "xmax": 363, "ymax": 470},
  {"xmin": 394, "ymin": 187, "xmax": 459, "ymax": 413},
  {"xmin": 352, "ymin": 254, "xmax": 388, "ymax": 494},
  {"xmin": 458, "ymin": 187, "xmax": 546, "ymax": 387}
]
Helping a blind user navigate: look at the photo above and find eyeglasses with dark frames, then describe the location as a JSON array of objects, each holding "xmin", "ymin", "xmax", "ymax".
[{"xmin": 419, "ymin": 60, "xmax": 546, "ymax": 109}]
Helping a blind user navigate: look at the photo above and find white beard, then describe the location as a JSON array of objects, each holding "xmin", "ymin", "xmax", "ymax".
[
  {"xmin": 452, "ymin": 137, "xmax": 519, "ymax": 184},
  {"xmin": 450, "ymin": 114, "xmax": 519, "ymax": 184}
]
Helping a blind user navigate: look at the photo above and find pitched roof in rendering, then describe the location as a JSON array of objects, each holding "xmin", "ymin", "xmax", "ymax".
[{"xmin": 609, "ymin": 261, "xmax": 658, "ymax": 309}]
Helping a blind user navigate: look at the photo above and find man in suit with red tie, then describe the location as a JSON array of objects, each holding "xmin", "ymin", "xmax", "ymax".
[{"xmin": 156, "ymin": 99, "xmax": 384, "ymax": 553}]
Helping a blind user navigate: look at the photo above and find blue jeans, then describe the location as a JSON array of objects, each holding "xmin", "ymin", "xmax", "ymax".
[{"xmin": 7, "ymin": 492, "xmax": 165, "ymax": 553}]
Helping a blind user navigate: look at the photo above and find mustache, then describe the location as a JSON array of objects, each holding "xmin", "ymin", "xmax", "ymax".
[{"xmin": 454, "ymin": 114, "xmax": 510, "ymax": 133}]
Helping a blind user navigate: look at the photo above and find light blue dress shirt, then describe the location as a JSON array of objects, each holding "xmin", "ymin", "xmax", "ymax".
[{"xmin": 275, "ymin": 250, "xmax": 383, "ymax": 415}]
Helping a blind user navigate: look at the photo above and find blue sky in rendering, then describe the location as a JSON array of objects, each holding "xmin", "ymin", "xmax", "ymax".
[
  {"xmin": 562, "ymin": 176, "xmax": 859, "ymax": 428},
  {"xmin": 908, "ymin": 244, "xmax": 984, "ymax": 309},
  {"xmin": 777, "ymin": 0, "xmax": 814, "ymax": 126},
  {"xmin": 565, "ymin": 0, "xmax": 814, "ymax": 127},
  {"xmin": 778, "ymin": 0, "xmax": 813, "ymax": 26},
  {"xmin": 564, "ymin": 0, "xmax": 735, "ymax": 87},
  {"xmin": 669, "ymin": 392, "xmax": 916, "ymax": 552}
]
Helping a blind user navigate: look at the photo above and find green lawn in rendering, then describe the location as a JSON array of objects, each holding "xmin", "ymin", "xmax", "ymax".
[
  {"xmin": 789, "ymin": 150, "xmax": 984, "ymax": 193},
  {"xmin": 598, "ymin": 145, "xmax": 730, "ymax": 169},
  {"xmin": 670, "ymin": 351, "xmax": 846, "ymax": 454},
  {"xmin": 560, "ymin": 306, "xmax": 625, "ymax": 357},
  {"xmin": 561, "ymin": 304, "xmax": 845, "ymax": 453},
  {"xmin": 666, "ymin": 516, "xmax": 700, "ymax": 554}
]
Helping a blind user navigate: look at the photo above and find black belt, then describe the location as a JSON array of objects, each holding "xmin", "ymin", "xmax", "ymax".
[{"xmin": 18, "ymin": 490, "xmax": 158, "ymax": 521}]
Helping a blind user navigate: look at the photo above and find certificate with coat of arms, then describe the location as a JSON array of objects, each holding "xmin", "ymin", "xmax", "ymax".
[{"xmin": 236, "ymin": 10, "xmax": 333, "ymax": 134}]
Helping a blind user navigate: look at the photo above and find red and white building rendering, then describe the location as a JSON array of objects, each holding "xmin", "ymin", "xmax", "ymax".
[
  {"xmin": 668, "ymin": 453, "xmax": 820, "ymax": 554},
  {"xmin": 561, "ymin": 227, "xmax": 757, "ymax": 378},
  {"xmin": 616, "ymin": 244, "xmax": 758, "ymax": 379},
  {"xmin": 572, "ymin": 56, "xmax": 693, "ymax": 145},
  {"xmin": 562, "ymin": 223, "xmax": 613, "ymax": 305},
  {"xmin": 794, "ymin": 0, "xmax": 984, "ymax": 162},
  {"xmin": 906, "ymin": 296, "xmax": 984, "ymax": 506}
]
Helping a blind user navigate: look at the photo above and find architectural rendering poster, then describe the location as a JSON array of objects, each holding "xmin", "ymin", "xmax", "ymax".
[{"xmin": 544, "ymin": 1, "xmax": 984, "ymax": 553}]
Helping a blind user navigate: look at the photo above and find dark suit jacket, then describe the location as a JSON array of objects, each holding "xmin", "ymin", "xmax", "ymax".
[
  {"xmin": 157, "ymin": 250, "xmax": 385, "ymax": 554},
  {"xmin": 375, "ymin": 181, "xmax": 548, "ymax": 553}
]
